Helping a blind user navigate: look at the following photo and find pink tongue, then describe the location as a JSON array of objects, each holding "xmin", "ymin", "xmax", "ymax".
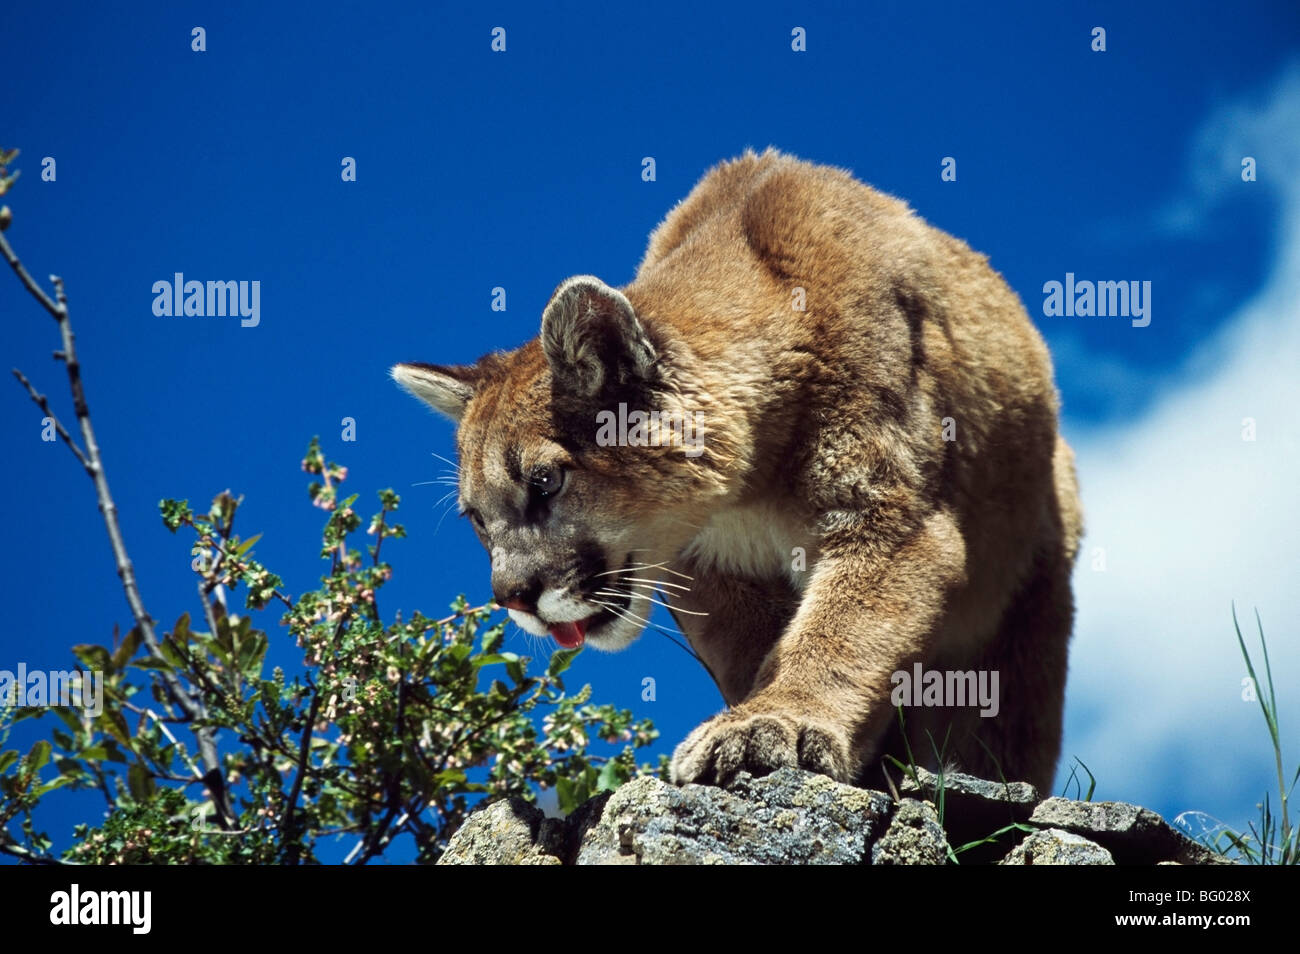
[{"xmin": 549, "ymin": 619, "xmax": 587, "ymax": 648}]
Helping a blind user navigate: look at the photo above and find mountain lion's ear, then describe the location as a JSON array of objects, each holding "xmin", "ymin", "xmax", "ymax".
[
  {"xmin": 390, "ymin": 362, "xmax": 478, "ymax": 422},
  {"xmin": 541, "ymin": 275, "xmax": 657, "ymax": 397}
]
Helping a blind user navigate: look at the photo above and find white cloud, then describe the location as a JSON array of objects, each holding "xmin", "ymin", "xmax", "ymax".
[{"xmin": 1060, "ymin": 63, "xmax": 1300, "ymax": 833}]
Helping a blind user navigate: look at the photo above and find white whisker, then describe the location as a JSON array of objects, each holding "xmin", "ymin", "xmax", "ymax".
[
  {"xmin": 595, "ymin": 589, "xmax": 708, "ymax": 616},
  {"xmin": 597, "ymin": 582, "xmax": 688, "ymax": 603},
  {"xmin": 591, "ymin": 599, "xmax": 656, "ymax": 630},
  {"xmin": 596, "ymin": 580, "xmax": 690, "ymax": 601},
  {"xmin": 594, "ymin": 561, "xmax": 694, "ymax": 582},
  {"xmin": 429, "ymin": 452, "xmax": 460, "ymax": 474},
  {"xmin": 592, "ymin": 600, "xmax": 699, "ymax": 660},
  {"xmin": 433, "ymin": 492, "xmax": 462, "ymax": 533},
  {"xmin": 617, "ymin": 576, "xmax": 691, "ymax": 592}
]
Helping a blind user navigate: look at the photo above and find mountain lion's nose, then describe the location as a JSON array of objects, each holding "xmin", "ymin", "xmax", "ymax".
[{"xmin": 494, "ymin": 578, "xmax": 541, "ymax": 614}]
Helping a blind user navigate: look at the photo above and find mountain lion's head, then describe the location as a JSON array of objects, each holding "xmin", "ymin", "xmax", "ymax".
[{"xmin": 392, "ymin": 276, "xmax": 733, "ymax": 651}]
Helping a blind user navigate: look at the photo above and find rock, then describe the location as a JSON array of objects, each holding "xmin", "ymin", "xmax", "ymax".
[
  {"xmin": 900, "ymin": 767, "xmax": 1038, "ymax": 815},
  {"xmin": 575, "ymin": 768, "xmax": 891, "ymax": 865},
  {"xmin": 436, "ymin": 797, "xmax": 563, "ymax": 865},
  {"xmin": 435, "ymin": 768, "xmax": 1234, "ymax": 865},
  {"xmin": 1028, "ymin": 798, "xmax": 1234, "ymax": 865},
  {"xmin": 871, "ymin": 799, "xmax": 949, "ymax": 865},
  {"xmin": 899, "ymin": 767, "xmax": 1038, "ymax": 863},
  {"xmin": 1000, "ymin": 828, "xmax": 1114, "ymax": 865}
]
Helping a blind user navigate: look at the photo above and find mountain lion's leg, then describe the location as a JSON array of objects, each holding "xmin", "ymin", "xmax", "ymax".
[
  {"xmin": 948, "ymin": 548, "xmax": 1073, "ymax": 792},
  {"xmin": 949, "ymin": 442, "xmax": 1082, "ymax": 791},
  {"xmin": 671, "ymin": 508, "xmax": 967, "ymax": 785},
  {"xmin": 666, "ymin": 563, "xmax": 801, "ymax": 708}
]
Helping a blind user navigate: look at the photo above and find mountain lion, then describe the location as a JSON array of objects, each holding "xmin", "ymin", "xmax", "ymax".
[{"xmin": 393, "ymin": 149, "xmax": 1083, "ymax": 792}]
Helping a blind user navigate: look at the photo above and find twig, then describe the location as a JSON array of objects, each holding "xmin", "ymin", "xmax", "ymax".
[
  {"xmin": 0, "ymin": 837, "xmax": 81, "ymax": 865},
  {"xmin": 279, "ymin": 687, "xmax": 323, "ymax": 864},
  {"xmin": 0, "ymin": 230, "xmax": 62, "ymax": 320},
  {"xmin": 348, "ymin": 807, "xmax": 408, "ymax": 865},
  {"xmin": 179, "ymin": 518, "xmax": 295, "ymax": 611},
  {"xmin": 87, "ymin": 762, "xmax": 118, "ymax": 809},
  {"xmin": 197, "ymin": 580, "xmax": 230, "ymax": 692},
  {"xmin": 9, "ymin": 368, "xmax": 92, "ymax": 475},
  {"xmin": 121, "ymin": 702, "xmax": 206, "ymax": 781},
  {"xmin": 1, "ymin": 230, "xmax": 236, "ymax": 829}
]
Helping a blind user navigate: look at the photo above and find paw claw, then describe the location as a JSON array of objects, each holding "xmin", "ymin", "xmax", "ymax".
[{"xmin": 670, "ymin": 711, "xmax": 851, "ymax": 786}]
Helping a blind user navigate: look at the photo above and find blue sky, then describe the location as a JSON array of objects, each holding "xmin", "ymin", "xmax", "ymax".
[{"xmin": 3, "ymin": 1, "xmax": 1298, "ymax": 862}]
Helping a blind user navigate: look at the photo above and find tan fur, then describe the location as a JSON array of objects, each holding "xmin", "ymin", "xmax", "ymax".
[{"xmin": 393, "ymin": 149, "xmax": 1083, "ymax": 792}]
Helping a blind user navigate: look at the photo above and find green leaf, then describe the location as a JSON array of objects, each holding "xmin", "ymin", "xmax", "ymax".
[
  {"xmin": 0, "ymin": 750, "xmax": 18, "ymax": 773},
  {"xmin": 213, "ymin": 613, "xmax": 235, "ymax": 658},
  {"xmin": 53, "ymin": 706, "xmax": 84, "ymax": 735},
  {"xmin": 556, "ymin": 775, "xmax": 577, "ymax": 814},
  {"xmin": 172, "ymin": 612, "xmax": 194, "ymax": 645},
  {"xmin": 596, "ymin": 759, "xmax": 626, "ymax": 794},
  {"xmin": 237, "ymin": 631, "xmax": 268, "ymax": 678},
  {"xmin": 99, "ymin": 709, "xmax": 132, "ymax": 750},
  {"xmin": 26, "ymin": 739, "xmax": 51, "ymax": 771},
  {"xmin": 480, "ymin": 625, "xmax": 505, "ymax": 655},
  {"xmin": 72, "ymin": 643, "xmax": 113, "ymax": 674},
  {"xmin": 547, "ymin": 648, "xmax": 581, "ymax": 679},
  {"xmin": 566, "ymin": 770, "xmax": 593, "ymax": 811},
  {"xmin": 159, "ymin": 498, "xmax": 193, "ymax": 531},
  {"xmin": 472, "ymin": 652, "xmax": 519, "ymax": 669},
  {"xmin": 159, "ymin": 637, "xmax": 186, "ymax": 668},
  {"xmin": 34, "ymin": 776, "xmax": 75, "ymax": 797},
  {"xmin": 127, "ymin": 762, "xmax": 154, "ymax": 801},
  {"xmin": 235, "ymin": 533, "xmax": 263, "ymax": 557},
  {"xmin": 111, "ymin": 626, "xmax": 144, "ymax": 670}
]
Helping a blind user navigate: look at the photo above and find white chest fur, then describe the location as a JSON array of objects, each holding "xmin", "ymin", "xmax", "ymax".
[{"xmin": 683, "ymin": 501, "xmax": 819, "ymax": 589}]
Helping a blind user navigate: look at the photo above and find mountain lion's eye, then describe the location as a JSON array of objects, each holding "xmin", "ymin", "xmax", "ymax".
[{"xmin": 529, "ymin": 464, "xmax": 565, "ymax": 499}]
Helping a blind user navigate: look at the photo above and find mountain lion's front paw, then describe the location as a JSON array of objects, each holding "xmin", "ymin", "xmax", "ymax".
[{"xmin": 669, "ymin": 710, "xmax": 852, "ymax": 786}]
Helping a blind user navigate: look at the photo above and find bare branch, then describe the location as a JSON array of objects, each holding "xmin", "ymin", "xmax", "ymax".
[
  {"xmin": 122, "ymin": 701, "xmax": 206, "ymax": 781},
  {"xmin": 0, "ymin": 837, "xmax": 81, "ymax": 865},
  {"xmin": 10, "ymin": 367, "xmax": 92, "ymax": 474},
  {"xmin": 279, "ymin": 687, "xmax": 324, "ymax": 863},
  {"xmin": 0, "ymin": 230, "xmax": 63, "ymax": 320},
  {"xmin": 3, "ymin": 229, "xmax": 237, "ymax": 830}
]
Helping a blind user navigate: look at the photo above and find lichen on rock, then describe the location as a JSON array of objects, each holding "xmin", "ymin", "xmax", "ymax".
[{"xmin": 436, "ymin": 767, "xmax": 1237, "ymax": 866}]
